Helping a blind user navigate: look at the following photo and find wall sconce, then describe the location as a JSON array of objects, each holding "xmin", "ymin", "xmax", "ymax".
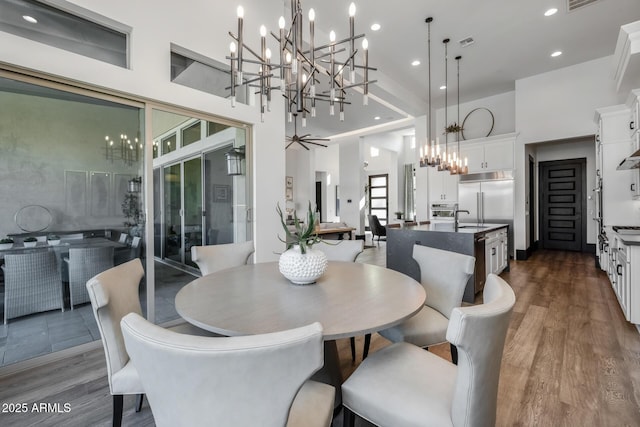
[
  {"xmin": 225, "ymin": 146, "xmax": 245, "ymax": 176},
  {"xmin": 128, "ymin": 176, "xmax": 142, "ymax": 193}
]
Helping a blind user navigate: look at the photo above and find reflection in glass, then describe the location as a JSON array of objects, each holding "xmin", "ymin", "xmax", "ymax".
[{"xmin": 0, "ymin": 75, "xmax": 143, "ymax": 367}]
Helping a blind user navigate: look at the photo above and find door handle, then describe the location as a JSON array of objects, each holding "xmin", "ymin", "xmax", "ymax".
[
  {"xmin": 631, "ymin": 121, "xmax": 635, "ymax": 130},
  {"xmin": 617, "ymin": 265, "xmax": 622, "ymax": 276},
  {"xmin": 632, "ymin": 183, "xmax": 636, "ymax": 192}
]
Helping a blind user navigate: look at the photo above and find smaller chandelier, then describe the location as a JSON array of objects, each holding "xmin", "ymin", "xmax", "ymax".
[
  {"xmin": 228, "ymin": 1, "xmax": 376, "ymax": 124},
  {"xmin": 418, "ymin": 22, "xmax": 467, "ymax": 175},
  {"xmin": 104, "ymin": 133, "xmax": 141, "ymax": 166}
]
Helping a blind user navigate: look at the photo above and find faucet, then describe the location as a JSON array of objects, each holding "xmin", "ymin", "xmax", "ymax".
[{"xmin": 454, "ymin": 203, "xmax": 469, "ymax": 231}]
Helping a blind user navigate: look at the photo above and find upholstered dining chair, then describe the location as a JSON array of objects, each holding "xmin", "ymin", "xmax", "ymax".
[
  {"xmin": 364, "ymin": 244, "xmax": 475, "ymax": 364},
  {"xmin": 367, "ymin": 215, "xmax": 386, "ymax": 246},
  {"xmin": 314, "ymin": 239, "xmax": 364, "ymax": 362},
  {"xmin": 314, "ymin": 239, "xmax": 364, "ymax": 262},
  {"xmin": 3, "ymin": 251, "xmax": 64, "ymax": 324},
  {"xmin": 342, "ymin": 274, "xmax": 515, "ymax": 427},
  {"xmin": 121, "ymin": 313, "xmax": 334, "ymax": 427},
  {"xmin": 191, "ymin": 240, "xmax": 254, "ymax": 276},
  {"xmin": 86, "ymin": 259, "xmax": 215, "ymax": 427},
  {"xmin": 66, "ymin": 246, "xmax": 114, "ymax": 309}
]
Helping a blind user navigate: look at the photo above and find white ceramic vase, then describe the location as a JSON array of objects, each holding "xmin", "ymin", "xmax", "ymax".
[{"xmin": 279, "ymin": 245, "xmax": 328, "ymax": 285}]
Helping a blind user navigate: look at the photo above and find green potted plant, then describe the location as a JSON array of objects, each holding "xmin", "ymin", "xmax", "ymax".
[
  {"xmin": 0, "ymin": 237, "xmax": 14, "ymax": 250},
  {"xmin": 276, "ymin": 201, "xmax": 327, "ymax": 285},
  {"xmin": 23, "ymin": 236, "xmax": 38, "ymax": 248},
  {"xmin": 445, "ymin": 123, "xmax": 463, "ymax": 134},
  {"xmin": 47, "ymin": 234, "xmax": 61, "ymax": 246}
]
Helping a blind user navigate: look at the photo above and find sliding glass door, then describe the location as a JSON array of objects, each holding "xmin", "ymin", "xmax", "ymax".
[{"xmin": 161, "ymin": 157, "xmax": 203, "ymax": 267}]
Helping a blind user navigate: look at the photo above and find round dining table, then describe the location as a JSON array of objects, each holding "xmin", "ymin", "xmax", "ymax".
[{"xmin": 175, "ymin": 261, "xmax": 426, "ymax": 408}]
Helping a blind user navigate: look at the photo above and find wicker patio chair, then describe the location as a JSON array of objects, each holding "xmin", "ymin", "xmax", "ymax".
[
  {"xmin": 3, "ymin": 251, "xmax": 64, "ymax": 324},
  {"xmin": 66, "ymin": 247, "xmax": 114, "ymax": 309}
]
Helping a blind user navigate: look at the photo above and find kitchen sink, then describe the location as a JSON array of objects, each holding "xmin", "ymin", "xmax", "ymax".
[{"xmin": 457, "ymin": 225, "xmax": 491, "ymax": 229}]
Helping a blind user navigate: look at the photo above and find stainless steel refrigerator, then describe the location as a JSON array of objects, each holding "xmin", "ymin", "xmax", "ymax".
[{"xmin": 458, "ymin": 171, "xmax": 515, "ymax": 258}]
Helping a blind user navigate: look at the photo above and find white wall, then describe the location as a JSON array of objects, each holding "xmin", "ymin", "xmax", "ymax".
[
  {"xmin": 0, "ymin": 0, "xmax": 286, "ymax": 261},
  {"xmin": 513, "ymin": 56, "xmax": 627, "ymax": 253},
  {"xmin": 315, "ymin": 144, "xmax": 340, "ymax": 222},
  {"xmin": 436, "ymin": 91, "xmax": 516, "ymax": 144},
  {"xmin": 339, "ymin": 138, "xmax": 365, "ymax": 233}
]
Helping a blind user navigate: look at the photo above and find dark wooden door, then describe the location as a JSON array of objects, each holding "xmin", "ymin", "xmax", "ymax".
[{"xmin": 539, "ymin": 159, "xmax": 586, "ymax": 251}]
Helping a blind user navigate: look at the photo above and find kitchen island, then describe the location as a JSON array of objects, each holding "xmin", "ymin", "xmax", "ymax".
[{"xmin": 387, "ymin": 222, "xmax": 509, "ymax": 303}]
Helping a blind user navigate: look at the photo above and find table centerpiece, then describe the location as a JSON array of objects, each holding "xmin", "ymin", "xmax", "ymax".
[{"xmin": 276, "ymin": 202, "xmax": 327, "ymax": 285}]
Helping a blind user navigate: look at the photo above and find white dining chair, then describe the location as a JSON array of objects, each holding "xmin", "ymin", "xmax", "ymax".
[
  {"xmin": 342, "ymin": 274, "xmax": 516, "ymax": 427},
  {"xmin": 86, "ymin": 259, "xmax": 216, "ymax": 427},
  {"xmin": 314, "ymin": 239, "xmax": 364, "ymax": 262},
  {"xmin": 366, "ymin": 244, "xmax": 475, "ymax": 363},
  {"xmin": 314, "ymin": 239, "xmax": 364, "ymax": 362},
  {"xmin": 121, "ymin": 313, "xmax": 334, "ymax": 427},
  {"xmin": 191, "ymin": 240, "xmax": 254, "ymax": 276}
]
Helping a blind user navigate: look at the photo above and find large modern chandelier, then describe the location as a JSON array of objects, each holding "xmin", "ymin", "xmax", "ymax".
[
  {"xmin": 103, "ymin": 133, "xmax": 141, "ymax": 166},
  {"xmin": 228, "ymin": 1, "xmax": 376, "ymax": 125},
  {"xmin": 418, "ymin": 18, "xmax": 467, "ymax": 175}
]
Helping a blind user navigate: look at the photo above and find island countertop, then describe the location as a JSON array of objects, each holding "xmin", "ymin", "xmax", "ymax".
[{"xmin": 401, "ymin": 222, "xmax": 509, "ymax": 234}]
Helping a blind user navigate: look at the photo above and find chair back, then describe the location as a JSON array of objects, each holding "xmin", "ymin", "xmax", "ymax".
[
  {"xmin": 121, "ymin": 313, "xmax": 324, "ymax": 427},
  {"xmin": 367, "ymin": 215, "xmax": 385, "ymax": 237},
  {"xmin": 3, "ymin": 251, "xmax": 63, "ymax": 323},
  {"xmin": 447, "ymin": 274, "xmax": 515, "ymax": 427},
  {"xmin": 86, "ymin": 259, "xmax": 144, "ymax": 393},
  {"xmin": 314, "ymin": 240, "xmax": 364, "ymax": 262},
  {"xmin": 68, "ymin": 246, "xmax": 114, "ymax": 307},
  {"xmin": 412, "ymin": 245, "xmax": 475, "ymax": 319},
  {"xmin": 191, "ymin": 241, "xmax": 254, "ymax": 276}
]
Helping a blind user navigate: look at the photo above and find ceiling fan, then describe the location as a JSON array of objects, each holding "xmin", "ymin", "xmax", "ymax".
[{"xmin": 285, "ymin": 113, "xmax": 330, "ymax": 150}]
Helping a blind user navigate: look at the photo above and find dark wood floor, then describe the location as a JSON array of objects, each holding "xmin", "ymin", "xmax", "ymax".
[{"xmin": 1, "ymin": 248, "xmax": 639, "ymax": 426}]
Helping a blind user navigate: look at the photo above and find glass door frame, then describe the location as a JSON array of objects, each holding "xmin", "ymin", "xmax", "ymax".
[{"xmin": 157, "ymin": 154, "xmax": 205, "ymax": 272}]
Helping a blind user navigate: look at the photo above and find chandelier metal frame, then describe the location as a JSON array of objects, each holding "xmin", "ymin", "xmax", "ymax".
[{"xmin": 228, "ymin": 1, "xmax": 377, "ymax": 126}]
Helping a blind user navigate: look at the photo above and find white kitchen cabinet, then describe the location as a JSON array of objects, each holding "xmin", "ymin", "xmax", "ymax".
[
  {"xmin": 428, "ymin": 166, "xmax": 458, "ymax": 202},
  {"xmin": 459, "ymin": 134, "xmax": 515, "ymax": 174},
  {"xmin": 594, "ymin": 105, "xmax": 640, "ymax": 226},
  {"xmin": 628, "ymin": 89, "xmax": 639, "ymax": 138},
  {"xmin": 631, "ymin": 133, "xmax": 640, "ymax": 199},
  {"xmin": 485, "ymin": 228, "xmax": 508, "ymax": 276}
]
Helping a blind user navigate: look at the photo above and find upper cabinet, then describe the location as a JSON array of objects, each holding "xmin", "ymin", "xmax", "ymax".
[
  {"xmin": 428, "ymin": 166, "xmax": 458, "ymax": 203},
  {"xmin": 459, "ymin": 133, "xmax": 516, "ymax": 174},
  {"xmin": 629, "ymin": 89, "xmax": 639, "ymax": 138}
]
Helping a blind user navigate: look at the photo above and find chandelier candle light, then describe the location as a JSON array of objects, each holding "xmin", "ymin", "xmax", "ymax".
[
  {"xmin": 104, "ymin": 133, "xmax": 141, "ymax": 166},
  {"xmin": 228, "ymin": 1, "xmax": 376, "ymax": 124}
]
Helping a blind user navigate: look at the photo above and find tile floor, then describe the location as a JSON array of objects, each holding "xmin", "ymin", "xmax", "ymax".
[{"xmin": 0, "ymin": 260, "xmax": 198, "ymax": 367}]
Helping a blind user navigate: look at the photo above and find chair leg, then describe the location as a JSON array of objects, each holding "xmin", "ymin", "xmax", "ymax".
[
  {"xmin": 135, "ymin": 394, "xmax": 144, "ymax": 412},
  {"xmin": 363, "ymin": 333, "xmax": 371, "ymax": 360},
  {"xmin": 112, "ymin": 395, "xmax": 123, "ymax": 427},
  {"xmin": 343, "ymin": 406, "xmax": 356, "ymax": 427},
  {"xmin": 350, "ymin": 337, "xmax": 356, "ymax": 362},
  {"xmin": 450, "ymin": 343, "xmax": 458, "ymax": 365}
]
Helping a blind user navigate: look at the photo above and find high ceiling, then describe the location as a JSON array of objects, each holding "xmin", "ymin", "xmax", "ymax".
[{"xmin": 283, "ymin": 0, "xmax": 640, "ymax": 142}]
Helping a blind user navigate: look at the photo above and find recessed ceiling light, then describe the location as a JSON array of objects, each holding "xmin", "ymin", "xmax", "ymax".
[
  {"xmin": 370, "ymin": 23, "xmax": 381, "ymax": 31},
  {"xmin": 23, "ymin": 15, "xmax": 38, "ymax": 24},
  {"xmin": 411, "ymin": 60, "xmax": 420, "ymax": 66},
  {"xmin": 544, "ymin": 8, "xmax": 558, "ymax": 16},
  {"xmin": 440, "ymin": 85, "xmax": 446, "ymax": 90},
  {"xmin": 374, "ymin": 116, "xmax": 381, "ymax": 120},
  {"xmin": 551, "ymin": 51, "xmax": 562, "ymax": 57}
]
